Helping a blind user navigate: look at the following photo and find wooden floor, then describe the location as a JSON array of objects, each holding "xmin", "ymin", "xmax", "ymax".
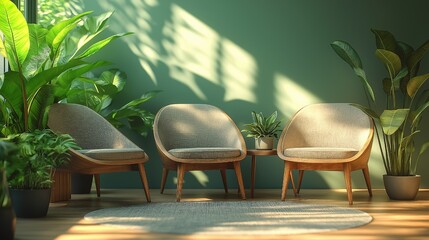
[{"xmin": 15, "ymin": 188, "xmax": 429, "ymax": 240}]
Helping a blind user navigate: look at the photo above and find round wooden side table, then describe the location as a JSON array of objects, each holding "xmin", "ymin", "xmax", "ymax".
[{"xmin": 247, "ymin": 149, "xmax": 296, "ymax": 198}]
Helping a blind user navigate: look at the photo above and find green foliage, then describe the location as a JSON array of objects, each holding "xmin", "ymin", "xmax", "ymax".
[
  {"xmin": 0, "ymin": 0, "xmax": 130, "ymax": 136},
  {"xmin": 63, "ymin": 69, "xmax": 159, "ymax": 137},
  {"xmin": 2, "ymin": 129, "xmax": 79, "ymax": 189},
  {"xmin": 241, "ymin": 111, "xmax": 281, "ymax": 139},
  {"xmin": 0, "ymin": 140, "xmax": 17, "ymax": 207},
  {"xmin": 331, "ymin": 29, "xmax": 429, "ymax": 176}
]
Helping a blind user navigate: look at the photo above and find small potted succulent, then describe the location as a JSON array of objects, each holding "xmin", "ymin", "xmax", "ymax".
[{"xmin": 241, "ymin": 111, "xmax": 282, "ymax": 149}]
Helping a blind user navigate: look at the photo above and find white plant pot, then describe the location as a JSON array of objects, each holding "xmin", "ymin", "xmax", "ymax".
[{"xmin": 255, "ymin": 137, "xmax": 274, "ymax": 149}]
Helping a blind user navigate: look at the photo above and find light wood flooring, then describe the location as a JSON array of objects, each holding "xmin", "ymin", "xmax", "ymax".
[{"xmin": 15, "ymin": 188, "xmax": 429, "ymax": 240}]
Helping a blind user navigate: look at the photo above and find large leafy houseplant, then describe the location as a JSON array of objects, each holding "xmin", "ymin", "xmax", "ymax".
[
  {"xmin": 0, "ymin": 0, "xmax": 131, "ymax": 136},
  {"xmin": 331, "ymin": 29, "xmax": 429, "ymax": 178},
  {"xmin": 241, "ymin": 111, "xmax": 281, "ymax": 149}
]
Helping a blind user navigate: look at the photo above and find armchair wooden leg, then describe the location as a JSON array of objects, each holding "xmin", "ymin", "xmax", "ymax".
[
  {"xmin": 94, "ymin": 174, "xmax": 101, "ymax": 197},
  {"xmin": 138, "ymin": 163, "xmax": 151, "ymax": 203},
  {"xmin": 281, "ymin": 162, "xmax": 291, "ymax": 201},
  {"xmin": 176, "ymin": 164, "xmax": 185, "ymax": 202},
  {"xmin": 343, "ymin": 163, "xmax": 353, "ymax": 205},
  {"xmin": 220, "ymin": 169, "xmax": 228, "ymax": 193},
  {"xmin": 362, "ymin": 166, "xmax": 372, "ymax": 197},
  {"xmin": 233, "ymin": 162, "xmax": 246, "ymax": 200},
  {"xmin": 160, "ymin": 168, "xmax": 169, "ymax": 194},
  {"xmin": 297, "ymin": 170, "xmax": 304, "ymax": 194},
  {"xmin": 290, "ymin": 172, "xmax": 297, "ymax": 197}
]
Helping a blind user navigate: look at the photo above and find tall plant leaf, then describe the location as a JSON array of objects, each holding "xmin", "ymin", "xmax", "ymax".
[
  {"xmin": 407, "ymin": 73, "xmax": 429, "ymax": 98},
  {"xmin": 330, "ymin": 40, "xmax": 362, "ymax": 68},
  {"xmin": 380, "ymin": 109, "xmax": 409, "ymax": 135},
  {"xmin": 0, "ymin": 0, "xmax": 29, "ymax": 71},
  {"xmin": 53, "ymin": 60, "xmax": 109, "ymax": 98},
  {"xmin": 23, "ymin": 24, "xmax": 49, "ymax": 78},
  {"xmin": 0, "ymin": 71, "xmax": 23, "ymax": 119},
  {"xmin": 408, "ymin": 40, "xmax": 429, "ymax": 78},
  {"xmin": 46, "ymin": 11, "xmax": 92, "ymax": 60},
  {"xmin": 27, "ymin": 85, "xmax": 54, "ymax": 131},
  {"xmin": 76, "ymin": 32, "xmax": 132, "ymax": 59},
  {"xmin": 375, "ymin": 49, "xmax": 401, "ymax": 77},
  {"xmin": 371, "ymin": 29, "xmax": 397, "ymax": 52}
]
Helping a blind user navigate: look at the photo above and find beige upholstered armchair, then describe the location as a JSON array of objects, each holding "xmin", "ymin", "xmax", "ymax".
[
  {"xmin": 153, "ymin": 104, "xmax": 247, "ymax": 202},
  {"xmin": 277, "ymin": 103, "xmax": 374, "ymax": 204},
  {"xmin": 48, "ymin": 103, "xmax": 151, "ymax": 202}
]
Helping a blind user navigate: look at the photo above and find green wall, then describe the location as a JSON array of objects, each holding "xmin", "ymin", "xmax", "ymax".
[{"xmin": 74, "ymin": 0, "xmax": 429, "ymax": 190}]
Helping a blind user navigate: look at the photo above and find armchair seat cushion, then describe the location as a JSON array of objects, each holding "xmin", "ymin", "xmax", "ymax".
[
  {"xmin": 283, "ymin": 147, "xmax": 358, "ymax": 159},
  {"xmin": 169, "ymin": 147, "xmax": 242, "ymax": 159},
  {"xmin": 78, "ymin": 148, "xmax": 146, "ymax": 160}
]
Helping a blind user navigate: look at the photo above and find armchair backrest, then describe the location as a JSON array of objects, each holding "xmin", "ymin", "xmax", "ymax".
[
  {"xmin": 48, "ymin": 103, "xmax": 138, "ymax": 149},
  {"xmin": 154, "ymin": 104, "xmax": 244, "ymax": 151},
  {"xmin": 278, "ymin": 103, "xmax": 372, "ymax": 150}
]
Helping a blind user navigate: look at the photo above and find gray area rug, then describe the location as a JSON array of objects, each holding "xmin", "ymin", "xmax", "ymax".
[{"xmin": 84, "ymin": 201, "xmax": 372, "ymax": 235}]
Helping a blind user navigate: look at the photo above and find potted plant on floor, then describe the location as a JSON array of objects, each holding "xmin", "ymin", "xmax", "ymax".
[
  {"xmin": 241, "ymin": 111, "xmax": 282, "ymax": 149},
  {"xmin": 0, "ymin": 141, "xmax": 18, "ymax": 239},
  {"xmin": 2, "ymin": 129, "xmax": 78, "ymax": 217},
  {"xmin": 331, "ymin": 29, "xmax": 429, "ymax": 200}
]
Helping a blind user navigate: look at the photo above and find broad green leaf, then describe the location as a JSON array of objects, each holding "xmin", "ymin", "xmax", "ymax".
[
  {"xmin": 407, "ymin": 73, "xmax": 429, "ymax": 98},
  {"xmin": 0, "ymin": 71, "xmax": 23, "ymax": 119},
  {"xmin": 26, "ymin": 59, "xmax": 85, "ymax": 97},
  {"xmin": 53, "ymin": 60, "xmax": 109, "ymax": 98},
  {"xmin": 375, "ymin": 49, "xmax": 402, "ymax": 77},
  {"xmin": 0, "ymin": 0, "xmax": 29, "ymax": 71},
  {"xmin": 408, "ymin": 40, "xmax": 429, "ymax": 78},
  {"xmin": 353, "ymin": 67, "xmax": 375, "ymax": 102},
  {"xmin": 66, "ymin": 88, "xmax": 103, "ymax": 112},
  {"xmin": 0, "ymin": 37, "xmax": 6, "ymax": 57},
  {"xmin": 397, "ymin": 41, "xmax": 413, "ymax": 64},
  {"xmin": 330, "ymin": 40, "xmax": 362, "ymax": 68},
  {"xmin": 380, "ymin": 109, "xmax": 409, "ymax": 135},
  {"xmin": 371, "ymin": 29, "xmax": 397, "ymax": 52},
  {"xmin": 116, "ymin": 91, "xmax": 159, "ymax": 110},
  {"xmin": 23, "ymin": 24, "xmax": 49, "ymax": 78},
  {"xmin": 99, "ymin": 69, "xmax": 126, "ymax": 92},
  {"xmin": 46, "ymin": 11, "xmax": 92, "ymax": 59},
  {"xmin": 75, "ymin": 11, "xmax": 114, "ymax": 51},
  {"xmin": 76, "ymin": 32, "xmax": 132, "ymax": 59},
  {"xmin": 27, "ymin": 84, "xmax": 54, "ymax": 130}
]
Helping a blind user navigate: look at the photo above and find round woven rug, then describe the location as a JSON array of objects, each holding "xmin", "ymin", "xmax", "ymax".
[{"xmin": 84, "ymin": 201, "xmax": 372, "ymax": 235}]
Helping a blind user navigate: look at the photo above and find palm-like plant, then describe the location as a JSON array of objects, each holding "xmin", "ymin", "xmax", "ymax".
[
  {"xmin": 241, "ymin": 111, "xmax": 281, "ymax": 139},
  {"xmin": 331, "ymin": 29, "xmax": 429, "ymax": 176}
]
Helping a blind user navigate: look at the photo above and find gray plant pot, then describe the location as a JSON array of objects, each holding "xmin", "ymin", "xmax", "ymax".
[
  {"xmin": 10, "ymin": 188, "xmax": 51, "ymax": 218},
  {"xmin": 255, "ymin": 137, "xmax": 274, "ymax": 149},
  {"xmin": 383, "ymin": 175, "xmax": 421, "ymax": 200}
]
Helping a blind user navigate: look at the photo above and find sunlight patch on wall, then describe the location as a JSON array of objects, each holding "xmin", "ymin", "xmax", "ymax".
[
  {"xmin": 161, "ymin": 4, "xmax": 257, "ymax": 103},
  {"xmin": 221, "ymin": 39, "xmax": 257, "ymax": 103},
  {"xmin": 99, "ymin": 0, "xmax": 161, "ymax": 85},
  {"xmin": 274, "ymin": 73, "xmax": 321, "ymax": 118}
]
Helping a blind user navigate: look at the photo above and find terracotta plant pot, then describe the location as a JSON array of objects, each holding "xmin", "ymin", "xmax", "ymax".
[{"xmin": 383, "ymin": 175, "xmax": 421, "ymax": 200}]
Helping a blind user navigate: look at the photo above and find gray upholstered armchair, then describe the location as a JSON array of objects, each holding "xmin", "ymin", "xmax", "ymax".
[
  {"xmin": 153, "ymin": 104, "xmax": 247, "ymax": 202},
  {"xmin": 277, "ymin": 103, "xmax": 374, "ymax": 204},
  {"xmin": 48, "ymin": 103, "xmax": 151, "ymax": 202}
]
